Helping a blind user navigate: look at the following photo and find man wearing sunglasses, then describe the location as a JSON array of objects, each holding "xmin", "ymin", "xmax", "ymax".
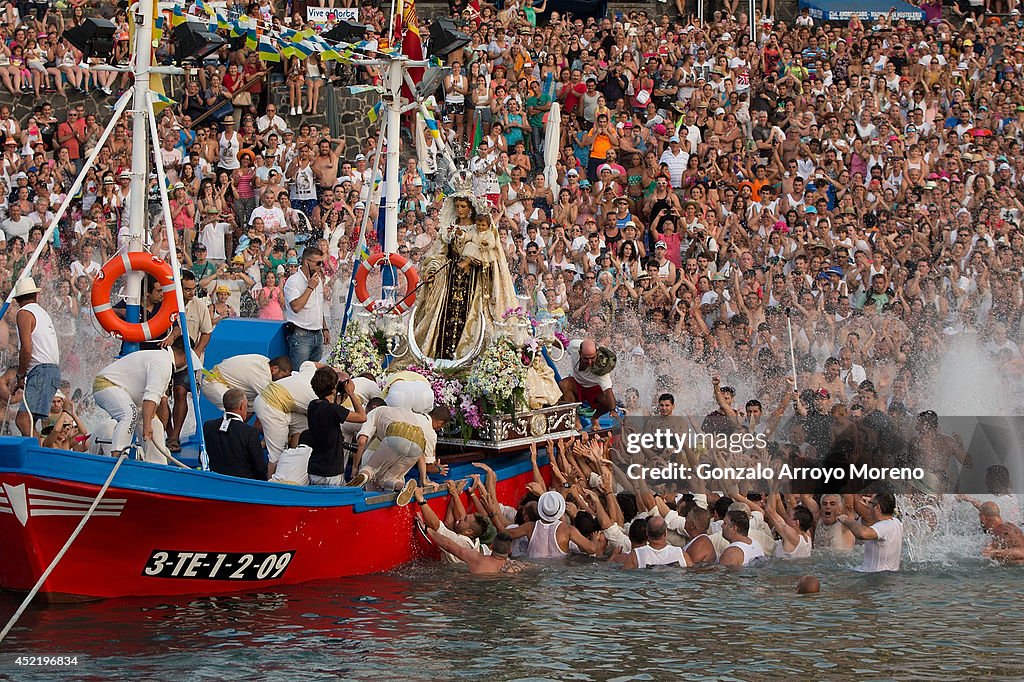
[{"xmin": 284, "ymin": 246, "xmax": 328, "ymax": 367}]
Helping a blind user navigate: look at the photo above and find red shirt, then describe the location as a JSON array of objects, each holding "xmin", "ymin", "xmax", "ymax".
[
  {"xmin": 57, "ymin": 118, "xmax": 85, "ymax": 160},
  {"xmin": 562, "ymin": 81, "xmax": 587, "ymax": 114}
]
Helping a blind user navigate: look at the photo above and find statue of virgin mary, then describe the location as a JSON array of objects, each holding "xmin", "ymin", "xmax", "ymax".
[{"xmin": 410, "ymin": 172, "xmax": 518, "ymax": 365}]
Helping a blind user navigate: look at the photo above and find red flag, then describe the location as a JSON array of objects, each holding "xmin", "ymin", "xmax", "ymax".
[{"xmin": 401, "ymin": 23, "xmax": 424, "ymax": 100}]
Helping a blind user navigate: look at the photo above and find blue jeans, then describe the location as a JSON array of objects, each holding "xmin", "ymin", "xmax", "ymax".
[{"xmin": 287, "ymin": 326, "xmax": 324, "ymax": 368}]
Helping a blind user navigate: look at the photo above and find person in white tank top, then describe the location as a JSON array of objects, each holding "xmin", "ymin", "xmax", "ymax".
[
  {"xmin": 625, "ymin": 517, "xmax": 690, "ymax": 568},
  {"xmin": 763, "ymin": 493, "xmax": 814, "ymax": 560},
  {"xmin": 528, "ymin": 518, "xmax": 569, "ymax": 559},
  {"xmin": 718, "ymin": 510, "xmax": 765, "ymax": 567},
  {"xmin": 13, "ymin": 278, "xmax": 61, "ymax": 437},
  {"xmin": 682, "ymin": 506, "xmax": 718, "ymax": 564},
  {"xmin": 218, "ymin": 123, "xmax": 241, "ymax": 171},
  {"xmin": 506, "ymin": 491, "xmax": 601, "ymax": 559}
]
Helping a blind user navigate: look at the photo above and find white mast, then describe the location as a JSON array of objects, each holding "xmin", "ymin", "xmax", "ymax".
[
  {"xmin": 123, "ymin": 0, "xmax": 157, "ymax": 351},
  {"xmin": 382, "ymin": 57, "xmax": 404, "ymax": 256}
]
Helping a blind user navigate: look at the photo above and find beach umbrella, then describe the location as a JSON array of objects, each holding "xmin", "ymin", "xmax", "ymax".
[
  {"xmin": 543, "ymin": 101, "xmax": 561, "ymax": 204},
  {"xmin": 414, "ymin": 113, "xmax": 427, "ymax": 173}
]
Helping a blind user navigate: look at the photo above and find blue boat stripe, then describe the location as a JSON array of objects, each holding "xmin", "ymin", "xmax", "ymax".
[{"xmin": 0, "ymin": 436, "xmax": 549, "ymax": 510}]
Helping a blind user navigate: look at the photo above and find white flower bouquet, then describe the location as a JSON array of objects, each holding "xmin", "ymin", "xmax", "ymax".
[{"xmin": 327, "ymin": 327, "xmax": 384, "ymax": 378}]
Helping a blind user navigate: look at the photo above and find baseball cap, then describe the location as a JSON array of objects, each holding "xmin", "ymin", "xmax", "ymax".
[{"xmin": 655, "ymin": 240, "xmax": 667, "ymax": 249}]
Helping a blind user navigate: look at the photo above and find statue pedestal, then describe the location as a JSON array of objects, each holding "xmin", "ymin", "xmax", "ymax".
[{"xmin": 436, "ymin": 403, "xmax": 580, "ymax": 457}]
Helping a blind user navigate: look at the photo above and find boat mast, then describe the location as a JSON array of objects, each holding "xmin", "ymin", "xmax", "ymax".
[
  {"xmin": 382, "ymin": 57, "xmax": 403, "ymax": 257},
  {"xmin": 122, "ymin": 0, "xmax": 157, "ymax": 354}
]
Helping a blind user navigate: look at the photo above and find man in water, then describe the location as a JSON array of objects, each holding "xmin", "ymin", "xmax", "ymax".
[
  {"xmin": 414, "ymin": 484, "xmax": 491, "ymax": 564},
  {"xmin": 908, "ymin": 410, "xmax": 971, "ymax": 488},
  {"xmin": 426, "ymin": 528, "xmax": 527, "ymax": 575},
  {"xmin": 718, "ymin": 509, "xmax": 765, "ymax": 567},
  {"xmin": 682, "ymin": 506, "xmax": 718, "ymax": 564},
  {"xmin": 978, "ymin": 502, "xmax": 1024, "ymax": 564},
  {"xmin": 805, "ymin": 493, "xmax": 856, "ymax": 550},
  {"xmin": 622, "ymin": 516, "xmax": 690, "ymax": 568},
  {"xmin": 837, "ymin": 492, "xmax": 904, "ymax": 572},
  {"xmin": 504, "ymin": 490, "xmax": 603, "ymax": 558}
]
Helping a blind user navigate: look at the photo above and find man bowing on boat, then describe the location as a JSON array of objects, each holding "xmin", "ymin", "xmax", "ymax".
[{"xmin": 92, "ymin": 337, "xmax": 196, "ymax": 464}]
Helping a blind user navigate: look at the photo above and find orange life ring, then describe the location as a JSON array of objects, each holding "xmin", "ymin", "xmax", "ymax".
[
  {"xmin": 91, "ymin": 252, "xmax": 177, "ymax": 342},
  {"xmin": 353, "ymin": 252, "xmax": 420, "ymax": 315}
]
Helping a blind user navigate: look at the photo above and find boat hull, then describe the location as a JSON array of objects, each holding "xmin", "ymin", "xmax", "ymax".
[{"xmin": 0, "ymin": 437, "xmax": 544, "ymax": 599}]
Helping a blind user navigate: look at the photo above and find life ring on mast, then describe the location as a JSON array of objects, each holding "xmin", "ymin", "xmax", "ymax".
[
  {"xmin": 354, "ymin": 252, "xmax": 420, "ymax": 314},
  {"xmin": 91, "ymin": 252, "xmax": 177, "ymax": 342}
]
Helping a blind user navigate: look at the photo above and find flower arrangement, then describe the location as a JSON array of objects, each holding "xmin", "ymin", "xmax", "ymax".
[
  {"xmin": 465, "ymin": 339, "xmax": 528, "ymax": 415},
  {"xmin": 406, "ymin": 363, "xmax": 464, "ymax": 409},
  {"xmin": 326, "ymin": 327, "xmax": 384, "ymax": 378},
  {"xmin": 408, "ymin": 363, "xmax": 482, "ymax": 441}
]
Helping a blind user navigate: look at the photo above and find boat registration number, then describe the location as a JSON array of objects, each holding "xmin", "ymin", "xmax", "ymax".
[{"xmin": 142, "ymin": 550, "xmax": 296, "ymax": 581}]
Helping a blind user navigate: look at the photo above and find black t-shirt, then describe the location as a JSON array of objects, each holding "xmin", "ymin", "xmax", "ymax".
[{"xmin": 305, "ymin": 398, "xmax": 351, "ymax": 477}]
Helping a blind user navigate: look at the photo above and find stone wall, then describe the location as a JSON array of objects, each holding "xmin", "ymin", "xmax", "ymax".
[{"xmin": 0, "ymin": 81, "xmax": 381, "ymax": 160}]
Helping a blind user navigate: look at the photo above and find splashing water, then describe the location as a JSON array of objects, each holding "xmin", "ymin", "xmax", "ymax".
[
  {"xmin": 898, "ymin": 495, "xmax": 993, "ymax": 566},
  {"xmin": 927, "ymin": 335, "xmax": 1021, "ymax": 417}
]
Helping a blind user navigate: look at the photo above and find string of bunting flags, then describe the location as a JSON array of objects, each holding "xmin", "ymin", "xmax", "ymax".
[{"xmin": 167, "ymin": 0, "xmax": 406, "ymax": 65}]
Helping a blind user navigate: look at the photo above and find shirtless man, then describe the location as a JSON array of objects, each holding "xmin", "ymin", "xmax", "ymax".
[
  {"xmin": 909, "ymin": 410, "xmax": 971, "ymax": 487},
  {"xmin": 426, "ymin": 528, "xmax": 527, "ymax": 575},
  {"xmin": 979, "ymin": 502, "xmax": 1024, "ymax": 564},
  {"xmin": 813, "ymin": 357, "xmax": 846, "ymax": 402},
  {"xmin": 803, "ymin": 493, "xmax": 856, "ymax": 550},
  {"xmin": 312, "ymin": 137, "xmax": 347, "ymax": 192},
  {"xmin": 682, "ymin": 506, "xmax": 717, "ymax": 564}
]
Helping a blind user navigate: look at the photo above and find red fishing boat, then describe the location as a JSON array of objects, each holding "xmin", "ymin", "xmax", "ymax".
[{"xmin": 0, "ymin": 436, "xmax": 549, "ymax": 600}]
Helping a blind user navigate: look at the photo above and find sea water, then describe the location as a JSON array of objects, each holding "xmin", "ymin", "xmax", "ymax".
[{"xmin": 1, "ymin": 544, "xmax": 1022, "ymax": 680}]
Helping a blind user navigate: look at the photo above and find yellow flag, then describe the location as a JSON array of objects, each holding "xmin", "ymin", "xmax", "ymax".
[{"xmin": 151, "ymin": 73, "xmax": 172, "ymax": 115}]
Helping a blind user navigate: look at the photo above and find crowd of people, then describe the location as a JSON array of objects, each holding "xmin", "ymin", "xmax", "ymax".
[
  {"xmin": 0, "ymin": 0, "xmax": 1021, "ymax": 571},
  {"xmin": 0, "ymin": 0, "xmax": 1022, "ymax": 423},
  {"xmin": 414, "ymin": 434, "xmax": 1024, "ymax": 576}
]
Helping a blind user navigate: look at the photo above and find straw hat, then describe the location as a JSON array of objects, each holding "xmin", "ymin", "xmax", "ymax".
[{"xmin": 12, "ymin": 277, "xmax": 40, "ymax": 297}]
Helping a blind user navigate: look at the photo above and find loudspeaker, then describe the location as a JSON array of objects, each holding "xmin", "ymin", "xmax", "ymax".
[
  {"xmin": 62, "ymin": 17, "xmax": 117, "ymax": 60},
  {"xmin": 428, "ymin": 18, "xmax": 470, "ymax": 57},
  {"xmin": 173, "ymin": 21, "xmax": 227, "ymax": 63},
  {"xmin": 324, "ymin": 19, "xmax": 369, "ymax": 43}
]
